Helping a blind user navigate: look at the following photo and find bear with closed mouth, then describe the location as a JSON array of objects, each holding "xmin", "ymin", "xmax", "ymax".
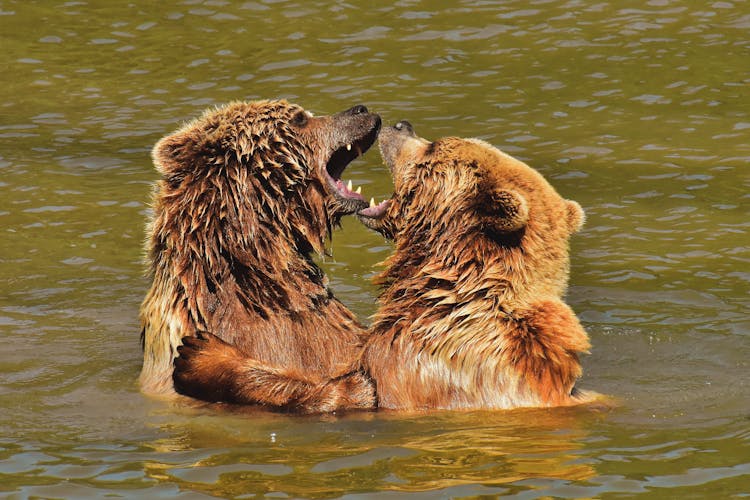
[
  {"xmin": 172, "ymin": 119, "xmax": 598, "ymax": 411},
  {"xmin": 140, "ymin": 100, "xmax": 380, "ymax": 406}
]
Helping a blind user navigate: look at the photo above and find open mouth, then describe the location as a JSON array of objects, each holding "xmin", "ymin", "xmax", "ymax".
[
  {"xmin": 324, "ymin": 123, "xmax": 381, "ymax": 212},
  {"xmin": 358, "ymin": 198, "xmax": 391, "ymax": 219},
  {"xmin": 355, "ymin": 197, "xmax": 393, "ymax": 236}
]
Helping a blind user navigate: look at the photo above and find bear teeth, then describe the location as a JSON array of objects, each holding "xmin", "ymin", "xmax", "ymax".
[
  {"xmin": 334, "ymin": 179, "xmax": 365, "ymax": 200},
  {"xmin": 346, "ymin": 144, "xmax": 352, "ymax": 151}
]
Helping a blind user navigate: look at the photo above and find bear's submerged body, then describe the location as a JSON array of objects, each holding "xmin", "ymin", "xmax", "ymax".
[{"xmin": 363, "ymin": 265, "xmax": 591, "ymax": 411}]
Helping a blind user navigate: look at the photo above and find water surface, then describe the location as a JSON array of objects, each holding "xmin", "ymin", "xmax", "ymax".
[{"xmin": 1, "ymin": 1, "xmax": 748, "ymax": 498}]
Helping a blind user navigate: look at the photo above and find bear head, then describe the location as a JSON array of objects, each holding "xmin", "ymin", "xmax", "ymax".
[
  {"xmin": 151, "ymin": 100, "xmax": 381, "ymax": 257},
  {"xmin": 358, "ymin": 121, "xmax": 584, "ymax": 302}
]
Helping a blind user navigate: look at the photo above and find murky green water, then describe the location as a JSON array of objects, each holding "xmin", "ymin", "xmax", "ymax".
[{"xmin": 1, "ymin": 1, "xmax": 748, "ymax": 498}]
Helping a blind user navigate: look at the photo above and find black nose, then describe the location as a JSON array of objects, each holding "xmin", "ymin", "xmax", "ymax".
[
  {"xmin": 394, "ymin": 120, "xmax": 413, "ymax": 133},
  {"xmin": 347, "ymin": 105, "xmax": 368, "ymax": 115}
]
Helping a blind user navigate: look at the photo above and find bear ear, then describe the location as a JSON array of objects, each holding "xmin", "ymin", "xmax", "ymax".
[
  {"xmin": 152, "ymin": 133, "xmax": 186, "ymax": 177},
  {"xmin": 566, "ymin": 200, "xmax": 585, "ymax": 233},
  {"xmin": 478, "ymin": 187, "xmax": 529, "ymax": 234}
]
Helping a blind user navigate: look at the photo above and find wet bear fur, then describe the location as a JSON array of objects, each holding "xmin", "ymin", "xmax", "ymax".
[
  {"xmin": 172, "ymin": 120, "xmax": 597, "ymax": 411},
  {"xmin": 358, "ymin": 122, "xmax": 596, "ymax": 409},
  {"xmin": 139, "ymin": 100, "xmax": 379, "ymax": 409}
]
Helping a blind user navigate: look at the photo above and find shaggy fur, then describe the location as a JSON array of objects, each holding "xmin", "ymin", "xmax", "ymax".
[
  {"xmin": 172, "ymin": 120, "xmax": 596, "ymax": 411},
  {"xmin": 360, "ymin": 123, "xmax": 594, "ymax": 409},
  {"xmin": 139, "ymin": 100, "xmax": 380, "ymax": 403}
]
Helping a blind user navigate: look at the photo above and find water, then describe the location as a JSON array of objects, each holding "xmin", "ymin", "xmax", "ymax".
[{"xmin": 1, "ymin": 1, "xmax": 748, "ymax": 497}]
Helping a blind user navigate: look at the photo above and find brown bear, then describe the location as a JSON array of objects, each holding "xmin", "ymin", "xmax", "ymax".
[
  {"xmin": 356, "ymin": 121, "xmax": 596, "ymax": 409},
  {"xmin": 139, "ymin": 99, "xmax": 380, "ymax": 404},
  {"xmin": 172, "ymin": 120, "xmax": 597, "ymax": 411}
]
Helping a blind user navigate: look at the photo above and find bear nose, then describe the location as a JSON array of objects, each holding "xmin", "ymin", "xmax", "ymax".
[
  {"xmin": 394, "ymin": 120, "xmax": 413, "ymax": 133},
  {"xmin": 347, "ymin": 105, "xmax": 369, "ymax": 115}
]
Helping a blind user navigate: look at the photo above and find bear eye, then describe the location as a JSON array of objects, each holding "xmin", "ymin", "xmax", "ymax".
[{"xmin": 291, "ymin": 111, "xmax": 309, "ymax": 127}]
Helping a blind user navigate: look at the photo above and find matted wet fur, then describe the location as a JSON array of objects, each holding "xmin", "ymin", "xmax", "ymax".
[
  {"xmin": 140, "ymin": 99, "xmax": 380, "ymax": 404},
  {"xmin": 173, "ymin": 120, "xmax": 598, "ymax": 412}
]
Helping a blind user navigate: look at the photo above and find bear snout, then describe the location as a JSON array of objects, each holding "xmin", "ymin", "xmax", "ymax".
[
  {"xmin": 378, "ymin": 122, "xmax": 424, "ymax": 173},
  {"xmin": 394, "ymin": 120, "xmax": 415, "ymax": 136},
  {"xmin": 345, "ymin": 104, "xmax": 369, "ymax": 115}
]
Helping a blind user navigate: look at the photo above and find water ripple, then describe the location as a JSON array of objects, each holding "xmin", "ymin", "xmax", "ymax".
[{"xmin": 1, "ymin": 1, "xmax": 749, "ymax": 498}]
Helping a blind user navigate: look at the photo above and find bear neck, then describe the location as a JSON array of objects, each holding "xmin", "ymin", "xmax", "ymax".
[
  {"xmin": 379, "ymin": 227, "xmax": 537, "ymax": 303},
  {"xmin": 146, "ymin": 176, "xmax": 334, "ymax": 329},
  {"xmin": 379, "ymin": 208, "xmax": 572, "ymax": 306}
]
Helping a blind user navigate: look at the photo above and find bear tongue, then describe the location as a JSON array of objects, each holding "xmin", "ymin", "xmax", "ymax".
[
  {"xmin": 335, "ymin": 179, "xmax": 365, "ymax": 201},
  {"xmin": 358, "ymin": 199, "xmax": 391, "ymax": 218}
]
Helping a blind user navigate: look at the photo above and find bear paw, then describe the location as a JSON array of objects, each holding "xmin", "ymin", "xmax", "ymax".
[{"xmin": 173, "ymin": 331, "xmax": 241, "ymax": 403}]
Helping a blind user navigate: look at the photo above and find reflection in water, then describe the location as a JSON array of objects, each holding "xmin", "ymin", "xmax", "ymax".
[{"xmin": 143, "ymin": 408, "xmax": 599, "ymax": 498}]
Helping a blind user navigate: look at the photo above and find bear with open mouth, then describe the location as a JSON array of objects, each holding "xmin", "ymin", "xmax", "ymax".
[
  {"xmin": 172, "ymin": 119, "xmax": 599, "ymax": 411},
  {"xmin": 140, "ymin": 100, "xmax": 380, "ymax": 403}
]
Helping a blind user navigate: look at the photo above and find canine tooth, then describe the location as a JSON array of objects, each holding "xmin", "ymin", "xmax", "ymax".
[
  {"xmin": 346, "ymin": 144, "xmax": 352, "ymax": 151},
  {"xmin": 369, "ymin": 197, "xmax": 375, "ymax": 207},
  {"xmin": 347, "ymin": 180, "xmax": 352, "ymax": 191},
  {"xmin": 355, "ymin": 186, "xmax": 361, "ymax": 194}
]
